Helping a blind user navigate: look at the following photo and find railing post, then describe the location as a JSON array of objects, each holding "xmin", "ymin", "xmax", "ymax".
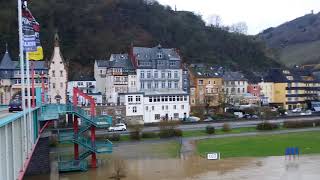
[
  {"xmin": 73, "ymin": 116, "xmax": 79, "ymax": 160},
  {"xmin": 90, "ymin": 126, "xmax": 97, "ymax": 168}
]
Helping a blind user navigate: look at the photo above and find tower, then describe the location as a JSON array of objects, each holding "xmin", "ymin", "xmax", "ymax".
[{"xmin": 48, "ymin": 32, "xmax": 68, "ymax": 104}]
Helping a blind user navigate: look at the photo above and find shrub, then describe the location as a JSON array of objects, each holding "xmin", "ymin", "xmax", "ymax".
[
  {"xmin": 141, "ymin": 132, "xmax": 158, "ymax": 139},
  {"xmin": 222, "ymin": 123, "xmax": 231, "ymax": 132},
  {"xmin": 159, "ymin": 120, "xmax": 180, "ymax": 138},
  {"xmin": 129, "ymin": 131, "xmax": 141, "ymax": 140},
  {"xmin": 283, "ymin": 120, "xmax": 320, "ymax": 129},
  {"xmin": 256, "ymin": 122, "xmax": 279, "ymax": 130},
  {"xmin": 129, "ymin": 124, "xmax": 143, "ymax": 140},
  {"xmin": 106, "ymin": 133, "xmax": 120, "ymax": 141},
  {"xmin": 206, "ymin": 125, "xmax": 215, "ymax": 134},
  {"xmin": 159, "ymin": 129, "xmax": 175, "ymax": 138},
  {"xmin": 173, "ymin": 129, "xmax": 183, "ymax": 137}
]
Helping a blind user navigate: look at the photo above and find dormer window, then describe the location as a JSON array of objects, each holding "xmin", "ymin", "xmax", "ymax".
[{"xmin": 157, "ymin": 53, "xmax": 163, "ymax": 59}]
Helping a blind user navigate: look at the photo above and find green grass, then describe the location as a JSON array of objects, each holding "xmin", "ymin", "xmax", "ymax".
[{"xmin": 196, "ymin": 131, "xmax": 320, "ymax": 158}]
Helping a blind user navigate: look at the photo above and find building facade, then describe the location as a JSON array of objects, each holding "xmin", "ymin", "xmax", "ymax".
[
  {"xmin": 261, "ymin": 68, "xmax": 320, "ymax": 109},
  {"xmin": 0, "ymin": 45, "xmax": 48, "ymax": 104},
  {"xmin": 119, "ymin": 45, "xmax": 190, "ymax": 123},
  {"xmin": 95, "ymin": 54, "xmax": 136, "ymax": 105},
  {"xmin": 48, "ymin": 34, "xmax": 68, "ymax": 104},
  {"xmin": 121, "ymin": 90, "xmax": 190, "ymax": 123},
  {"xmin": 189, "ymin": 67, "xmax": 223, "ymax": 108},
  {"xmin": 223, "ymin": 72, "xmax": 248, "ymax": 105}
]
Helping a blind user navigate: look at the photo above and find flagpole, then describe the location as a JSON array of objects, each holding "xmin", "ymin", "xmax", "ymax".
[
  {"xmin": 31, "ymin": 61, "xmax": 35, "ymax": 107},
  {"xmin": 18, "ymin": 0, "xmax": 28, "ymax": 162}
]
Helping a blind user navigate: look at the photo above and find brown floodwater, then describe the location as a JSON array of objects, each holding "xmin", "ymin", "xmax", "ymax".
[{"xmin": 25, "ymin": 155, "xmax": 320, "ymax": 180}]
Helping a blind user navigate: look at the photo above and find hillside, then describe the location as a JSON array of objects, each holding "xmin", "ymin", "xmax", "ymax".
[
  {"xmin": 0, "ymin": 0, "xmax": 280, "ymax": 79},
  {"xmin": 259, "ymin": 12, "xmax": 320, "ymax": 67}
]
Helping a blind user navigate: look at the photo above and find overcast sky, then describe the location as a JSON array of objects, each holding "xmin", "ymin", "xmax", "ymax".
[{"xmin": 157, "ymin": 0, "xmax": 320, "ymax": 34}]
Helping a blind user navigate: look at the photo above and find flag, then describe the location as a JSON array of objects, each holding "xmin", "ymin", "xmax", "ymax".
[{"xmin": 22, "ymin": 4, "xmax": 43, "ymax": 60}]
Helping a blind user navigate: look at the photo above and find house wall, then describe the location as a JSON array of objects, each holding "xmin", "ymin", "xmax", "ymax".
[{"xmin": 48, "ymin": 46, "xmax": 67, "ymax": 104}]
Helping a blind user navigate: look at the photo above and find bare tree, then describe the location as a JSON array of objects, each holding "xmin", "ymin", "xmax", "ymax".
[
  {"xmin": 229, "ymin": 22, "xmax": 248, "ymax": 34},
  {"xmin": 206, "ymin": 14, "xmax": 222, "ymax": 27}
]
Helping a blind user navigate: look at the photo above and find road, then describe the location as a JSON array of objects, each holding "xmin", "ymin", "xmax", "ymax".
[
  {"xmin": 0, "ymin": 110, "xmax": 12, "ymax": 119},
  {"xmin": 94, "ymin": 116, "xmax": 320, "ymax": 136}
]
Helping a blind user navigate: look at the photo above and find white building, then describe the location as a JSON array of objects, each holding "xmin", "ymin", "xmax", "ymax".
[
  {"xmin": 120, "ymin": 45, "xmax": 190, "ymax": 123},
  {"xmin": 223, "ymin": 72, "xmax": 248, "ymax": 105},
  {"xmin": 67, "ymin": 79, "xmax": 102, "ymax": 106},
  {"xmin": 48, "ymin": 33, "xmax": 68, "ymax": 104},
  {"xmin": 94, "ymin": 54, "xmax": 136, "ymax": 105},
  {"xmin": 122, "ymin": 90, "xmax": 190, "ymax": 123}
]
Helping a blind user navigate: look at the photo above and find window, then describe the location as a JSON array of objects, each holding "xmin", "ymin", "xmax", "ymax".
[
  {"xmin": 174, "ymin": 71, "xmax": 178, "ymax": 78},
  {"xmin": 52, "ymin": 83, "xmax": 56, "ymax": 89},
  {"xmin": 154, "ymin": 71, "xmax": 158, "ymax": 78},
  {"xmin": 243, "ymin": 88, "xmax": 245, "ymax": 93},
  {"xmin": 168, "ymin": 81, "xmax": 172, "ymax": 88},
  {"xmin": 155, "ymin": 82, "xmax": 159, "ymax": 88},
  {"xmin": 161, "ymin": 71, "xmax": 165, "ymax": 78},
  {"xmin": 60, "ymin": 70, "xmax": 63, "ymax": 77},
  {"xmin": 174, "ymin": 113, "xmax": 179, "ymax": 119},
  {"xmin": 168, "ymin": 71, "xmax": 172, "ymax": 79},
  {"xmin": 140, "ymin": 71, "xmax": 145, "ymax": 79},
  {"xmin": 141, "ymin": 82, "xmax": 145, "ymax": 89},
  {"xmin": 157, "ymin": 97, "xmax": 160, "ymax": 102},
  {"xmin": 136, "ymin": 96, "xmax": 141, "ymax": 102},
  {"xmin": 213, "ymin": 81, "xmax": 216, "ymax": 85},
  {"xmin": 147, "ymin": 82, "xmax": 152, "ymax": 89},
  {"xmin": 146, "ymin": 106, "xmax": 149, "ymax": 111},
  {"xmin": 208, "ymin": 81, "xmax": 211, "ymax": 85},
  {"xmin": 60, "ymin": 82, "xmax": 63, "ymax": 88},
  {"xmin": 155, "ymin": 114, "xmax": 161, "ymax": 120},
  {"xmin": 173, "ymin": 105, "xmax": 176, "ymax": 109},
  {"xmin": 152, "ymin": 106, "xmax": 154, "ymax": 111},
  {"xmin": 169, "ymin": 96, "xmax": 172, "ymax": 101},
  {"xmin": 149, "ymin": 97, "xmax": 153, "ymax": 102},
  {"xmin": 128, "ymin": 96, "xmax": 133, "ymax": 102},
  {"xmin": 162, "ymin": 106, "xmax": 164, "ymax": 110},
  {"xmin": 174, "ymin": 82, "xmax": 178, "ymax": 89},
  {"xmin": 132, "ymin": 106, "xmax": 137, "ymax": 113},
  {"xmin": 157, "ymin": 53, "xmax": 163, "ymax": 59},
  {"xmin": 198, "ymin": 80, "xmax": 203, "ymax": 85},
  {"xmin": 181, "ymin": 105, "xmax": 184, "ymax": 109},
  {"xmin": 165, "ymin": 105, "xmax": 168, "ymax": 110},
  {"xmin": 52, "ymin": 70, "xmax": 55, "ymax": 77},
  {"xmin": 184, "ymin": 96, "xmax": 187, "ymax": 101},
  {"xmin": 173, "ymin": 96, "xmax": 176, "ymax": 101},
  {"xmin": 238, "ymin": 88, "xmax": 240, "ymax": 93},
  {"xmin": 147, "ymin": 71, "xmax": 151, "ymax": 78},
  {"xmin": 161, "ymin": 81, "xmax": 166, "ymax": 88}
]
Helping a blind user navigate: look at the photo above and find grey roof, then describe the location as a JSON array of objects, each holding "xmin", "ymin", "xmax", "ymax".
[
  {"xmin": 133, "ymin": 45, "xmax": 180, "ymax": 61},
  {"xmin": 96, "ymin": 54, "xmax": 134, "ymax": 70},
  {"xmin": 223, "ymin": 72, "xmax": 248, "ymax": 81},
  {"xmin": 190, "ymin": 67, "xmax": 222, "ymax": 78},
  {"xmin": 0, "ymin": 51, "xmax": 16, "ymax": 69},
  {"xmin": 96, "ymin": 60, "xmax": 110, "ymax": 67}
]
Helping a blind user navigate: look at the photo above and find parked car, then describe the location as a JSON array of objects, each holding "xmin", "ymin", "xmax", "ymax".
[
  {"xmin": 108, "ymin": 123, "xmax": 127, "ymax": 132},
  {"xmin": 300, "ymin": 110, "xmax": 312, "ymax": 116},
  {"xmin": 292, "ymin": 108, "xmax": 302, "ymax": 113},
  {"xmin": 8, "ymin": 98, "xmax": 22, "ymax": 112},
  {"xmin": 186, "ymin": 116, "xmax": 201, "ymax": 122},
  {"xmin": 203, "ymin": 116, "xmax": 214, "ymax": 122}
]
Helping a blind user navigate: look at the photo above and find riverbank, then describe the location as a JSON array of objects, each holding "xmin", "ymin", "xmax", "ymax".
[{"xmin": 196, "ymin": 130, "xmax": 320, "ymax": 158}]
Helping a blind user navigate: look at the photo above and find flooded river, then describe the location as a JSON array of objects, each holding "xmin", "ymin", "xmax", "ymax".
[{"xmin": 26, "ymin": 155, "xmax": 320, "ymax": 180}]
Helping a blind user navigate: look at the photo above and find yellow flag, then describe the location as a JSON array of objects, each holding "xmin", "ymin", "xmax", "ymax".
[{"xmin": 27, "ymin": 46, "xmax": 43, "ymax": 61}]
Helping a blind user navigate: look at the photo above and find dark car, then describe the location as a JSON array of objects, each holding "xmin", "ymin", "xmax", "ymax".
[{"xmin": 8, "ymin": 99, "xmax": 23, "ymax": 112}]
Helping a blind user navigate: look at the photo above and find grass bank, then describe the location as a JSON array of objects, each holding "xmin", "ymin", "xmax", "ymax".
[{"xmin": 196, "ymin": 131, "xmax": 320, "ymax": 158}]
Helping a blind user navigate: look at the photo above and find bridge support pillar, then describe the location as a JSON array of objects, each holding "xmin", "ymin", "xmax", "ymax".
[
  {"xmin": 91, "ymin": 126, "xmax": 97, "ymax": 168},
  {"xmin": 74, "ymin": 115, "xmax": 79, "ymax": 160}
]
